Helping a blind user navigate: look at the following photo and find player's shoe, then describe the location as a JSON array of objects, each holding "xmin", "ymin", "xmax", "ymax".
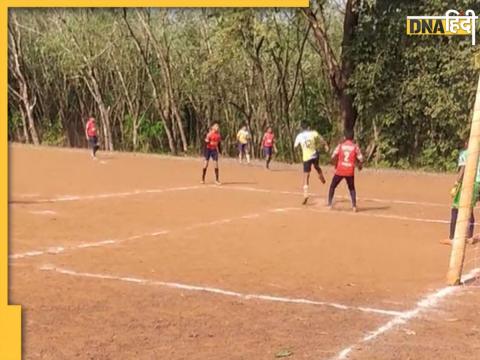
[
  {"xmin": 215, "ymin": 180, "xmax": 222, "ymax": 186},
  {"xmin": 468, "ymin": 236, "xmax": 479, "ymax": 245},
  {"xmin": 200, "ymin": 180, "xmax": 205, "ymax": 185},
  {"xmin": 352, "ymin": 206, "xmax": 358, "ymax": 213},
  {"xmin": 318, "ymin": 173, "xmax": 326, "ymax": 184},
  {"xmin": 302, "ymin": 185, "xmax": 309, "ymax": 205},
  {"xmin": 439, "ymin": 238, "xmax": 452, "ymax": 245}
]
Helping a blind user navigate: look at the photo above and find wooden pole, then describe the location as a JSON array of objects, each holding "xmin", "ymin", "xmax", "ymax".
[{"xmin": 446, "ymin": 71, "xmax": 480, "ymax": 285}]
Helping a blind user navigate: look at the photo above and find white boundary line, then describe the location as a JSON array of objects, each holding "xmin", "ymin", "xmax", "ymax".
[
  {"xmin": 218, "ymin": 185, "xmax": 448, "ymax": 208},
  {"xmin": 307, "ymin": 208, "xmax": 451, "ymax": 225},
  {"xmin": 11, "ymin": 185, "xmax": 207, "ymax": 203},
  {"xmin": 13, "ymin": 184, "xmax": 449, "ymax": 208},
  {"xmin": 11, "ymin": 204, "xmax": 459, "ymax": 261},
  {"xmin": 9, "ymin": 231, "xmax": 170, "ymax": 260},
  {"xmin": 333, "ymin": 267, "xmax": 480, "ymax": 360},
  {"xmin": 29, "ymin": 210, "xmax": 57, "ymax": 216},
  {"xmin": 38, "ymin": 264, "xmax": 403, "ymax": 317},
  {"xmin": 9, "ymin": 207, "xmax": 302, "ymax": 260}
]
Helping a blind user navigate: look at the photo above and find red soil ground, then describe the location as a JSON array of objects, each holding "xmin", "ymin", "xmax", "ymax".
[{"xmin": 9, "ymin": 144, "xmax": 480, "ymax": 359}]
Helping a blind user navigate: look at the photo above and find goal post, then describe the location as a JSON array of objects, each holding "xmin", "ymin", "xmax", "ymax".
[{"xmin": 446, "ymin": 68, "xmax": 480, "ymax": 285}]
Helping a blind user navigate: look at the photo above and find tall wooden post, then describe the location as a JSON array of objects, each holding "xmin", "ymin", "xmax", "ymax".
[{"xmin": 446, "ymin": 70, "xmax": 480, "ymax": 285}]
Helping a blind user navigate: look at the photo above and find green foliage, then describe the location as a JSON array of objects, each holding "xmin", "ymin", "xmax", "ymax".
[
  {"xmin": 41, "ymin": 118, "xmax": 65, "ymax": 146},
  {"xmin": 351, "ymin": 0, "xmax": 480, "ymax": 171},
  {"xmin": 137, "ymin": 118, "xmax": 166, "ymax": 153},
  {"xmin": 9, "ymin": 5, "xmax": 480, "ymax": 171}
]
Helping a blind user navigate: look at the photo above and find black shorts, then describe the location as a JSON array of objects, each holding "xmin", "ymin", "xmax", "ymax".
[
  {"xmin": 303, "ymin": 157, "xmax": 319, "ymax": 173},
  {"xmin": 264, "ymin": 147, "xmax": 273, "ymax": 157},
  {"xmin": 204, "ymin": 148, "xmax": 219, "ymax": 161},
  {"xmin": 238, "ymin": 143, "xmax": 249, "ymax": 154},
  {"xmin": 88, "ymin": 136, "xmax": 98, "ymax": 148}
]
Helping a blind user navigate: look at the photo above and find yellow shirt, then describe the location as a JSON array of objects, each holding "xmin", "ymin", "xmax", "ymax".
[
  {"xmin": 294, "ymin": 130, "xmax": 321, "ymax": 161},
  {"xmin": 237, "ymin": 129, "xmax": 250, "ymax": 144}
]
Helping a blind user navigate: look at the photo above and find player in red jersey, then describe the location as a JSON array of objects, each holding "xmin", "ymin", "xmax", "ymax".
[
  {"xmin": 328, "ymin": 130, "xmax": 363, "ymax": 212},
  {"xmin": 261, "ymin": 126, "xmax": 276, "ymax": 169},
  {"xmin": 85, "ymin": 117, "xmax": 99, "ymax": 159},
  {"xmin": 201, "ymin": 123, "xmax": 222, "ymax": 185}
]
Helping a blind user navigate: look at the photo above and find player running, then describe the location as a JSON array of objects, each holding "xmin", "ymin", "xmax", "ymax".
[
  {"xmin": 237, "ymin": 124, "xmax": 251, "ymax": 164},
  {"xmin": 85, "ymin": 117, "xmax": 99, "ymax": 159},
  {"xmin": 441, "ymin": 141, "xmax": 480, "ymax": 245},
  {"xmin": 201, "ymin": 123, "xmax": 222, "ymax": 185},
  {"xmin": 328, "ymin": 130, "xmax": 363, "ymax": 212},
  {"xmin": 262, "ymin": 126, "xmax": 276, "ymax": 169},
  {"xmin": 294, "ymin": 122, "xmax": 328, "ymax": 205}
]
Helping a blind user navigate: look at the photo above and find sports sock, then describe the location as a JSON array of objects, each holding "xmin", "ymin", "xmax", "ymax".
[
  {"xmin": 202, "ymin": 168, "xmax": 207, "ymax": 181},
  {"xmin": 449, "ymin": 208, "xmax": 458, "ymax": 240},
  {"xmin": 303, "ymin": 185, "xmax": 309, "ymax": 197},
  {"xmin": 350, "ymin": 190, "xmax": 357, "ymax": 207}
]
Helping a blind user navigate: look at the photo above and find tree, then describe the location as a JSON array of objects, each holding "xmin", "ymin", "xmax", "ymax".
[{"xmin": 302, "ymin": 0, "xmax": 359, "ymax": 133}]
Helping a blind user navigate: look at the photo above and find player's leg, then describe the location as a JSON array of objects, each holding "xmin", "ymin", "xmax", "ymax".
[
  {"xmin": 202, "ymin": 150, "xmax": 210, "ymax": 184},
  {"xmin": 449, "ymin": 207, "xmax": 459, "ymax": 240},
  {"xmin": 346, "ymin": 176, "xmax": 357, "ymax": 212},
  {"xmin": 213, "ymin": 151, "xmax": 220, "ymax": 185},
  {"xmin": 88, "ymin": 137, "xmax": 95, "ymax": 158},
  {"xmin": 245, "ymin": 144, "xmax": 250, "ymax": 164},
  {"xmin": 449, "ymin": 186, "xmax": 462, "ymax": 240},
  {"xmin": 439, "ymin": 207, "xmax": 459, "ymax": 244},
  {"xmin": 312, "ymin": 158, "xmax": 326, "ymax": 184},
  {"xmin": 468, "ymin": 211, "xmax": 475, "ymax": 239},
  {"xmin": 327, "ymin": 175, "xmax": 342, "ymax": 208},
  {"xmin": 441, "ymin": 189, "xmax": 461, "ymax": 244},
  {"xmin": 302, "ymin": 160, "xmax": 312, "ymax": 204},
  {"xmin": 92, "ymin": 136, "xmax": 99, "ymax": 158},
  {"xmin": 265, "ymin": 147, "xmax": 272, "ymax": 169}
]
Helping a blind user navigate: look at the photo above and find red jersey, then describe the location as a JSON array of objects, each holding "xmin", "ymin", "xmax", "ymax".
[
  {"xmin": 205, "ymin": 130, "xmax": 221, "ymax": 150},
  {"xmin": 332, "ymin": 140, "xmax": 363, "ymax": 177},
  {"xmin": 262, "ymin": 133, "xmax": 275, "ymax": 148},
  {"xmin": 86, "ymin": 119, "xmax": 97, "ymax": 137}
]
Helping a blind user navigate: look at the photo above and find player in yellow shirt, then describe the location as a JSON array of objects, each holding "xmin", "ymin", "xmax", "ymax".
[
  {"xmin": 294, "ymin": 122, "xmax": 329, "ymax": 205},
  {"xmin": 237, "ymin": 125, "xmax": 251, "ymax": 164}
]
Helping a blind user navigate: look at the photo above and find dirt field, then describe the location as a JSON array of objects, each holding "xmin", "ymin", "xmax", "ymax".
[{"xmin": 8, "ymin": 144, "xmax": 480, "ymax": 360}]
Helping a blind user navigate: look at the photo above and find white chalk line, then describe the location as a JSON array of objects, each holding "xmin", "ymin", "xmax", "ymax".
[
  {"xmin": 39, "ymin": 264, "xmax": 403, "ymax": 318},
  {"xmin": 333, "ymin": 267, "xmax": 480, "ymax": 360},
  {"xmin": 9, "ymin": 230, "xmax": 170, "ymax": 260},
  {"xmin": 11, "ymin": 185, "xmax": 207, "ymax": 204},
  {"xmin": 9, "ymin": 207, "xmax": 301, "ymax": 261},
  {"xmin": 29, "ymin": 210, "xmax": 57, "ymax": 216},
  {"xmin": 307, "ymin": 207, "xmax": 451, "ymax": 225},
  {"xmin": 14, "ymin": 183, "xmax": 448, "ymax": 209},
  {"xmin": 218, "ymin": 185, "xmax": 448, "ymax": 208},
  {"xmin": 11, "ymin": 204, "xmax": 462, "ymax": 261}
]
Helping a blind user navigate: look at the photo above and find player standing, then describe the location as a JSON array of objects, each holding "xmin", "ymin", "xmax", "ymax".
[
  {"xmin": 201, "ymin": 123, "xmax": 222, "ymax": 185},
  {"xmin": 327, "ymin": 130, "xmax": 363, "ymax": 212},
  {"xmin": 294, "ymin": 122, "xmax": 328, "ymax": 205},
  {"xmin": 85, "ymin": 117, "xmax": 99, "ymax": 159},
  {"xmin": 237, "ymin": 124, "xmax": 251, "ymax": 164},
  {"xmin": 262, "ymin": 126, "xmax": 276, "ymax": 169},
  {"xmin": 441, "ymin": 141, "xmax": 480, "ymax": 245}
]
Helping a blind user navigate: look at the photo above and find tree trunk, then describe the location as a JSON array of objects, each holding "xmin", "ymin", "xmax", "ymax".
[
  {"xmin": 124, "ymin": 10, "xmax": 176, "ymax": 153},
  {"xmin": 8, "ymin": 14, "xmax": 40, "ymax": 145},
  {"xmin": 302, "ymin": 0, "xmax": 359, "ymax": 133}
]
